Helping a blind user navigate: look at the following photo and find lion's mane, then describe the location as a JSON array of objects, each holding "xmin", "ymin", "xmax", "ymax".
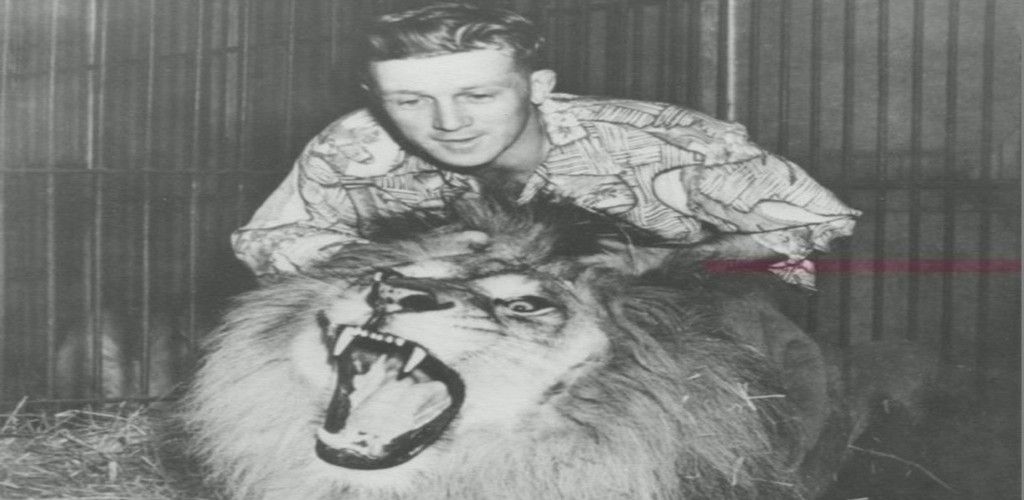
[{"xmin": 181, "ymin": 199, "xmax": 805, "ymax": 500}]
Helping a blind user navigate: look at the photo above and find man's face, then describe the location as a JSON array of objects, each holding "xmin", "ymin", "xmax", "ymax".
[{"xmin": 368, "ymin": 49, "xmax": 553, "ymax": 169}]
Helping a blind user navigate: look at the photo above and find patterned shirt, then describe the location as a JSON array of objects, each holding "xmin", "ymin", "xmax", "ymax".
[{"xmin": 232, "ymin": 93, "xmax": 860, "ymax": 288}]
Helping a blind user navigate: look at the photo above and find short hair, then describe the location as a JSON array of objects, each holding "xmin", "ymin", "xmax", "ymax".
[{"xmin": 363, "ymin": 3, "xmax": 545, "ymax": 72}]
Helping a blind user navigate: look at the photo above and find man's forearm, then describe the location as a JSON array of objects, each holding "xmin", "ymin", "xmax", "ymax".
[{"xmin": 688, "ymin": 233, "xmax": 786, "ymax": 261}]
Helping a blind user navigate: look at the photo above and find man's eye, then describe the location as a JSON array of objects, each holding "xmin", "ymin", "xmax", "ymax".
[
  {"xmin": 392, "ymin": 98, "xmax": 424, "ymax": 108},
  {"xmin": 464, "ymin": 93, "xmax": 495, "ymax": 102},
  {"xmin": 494, "ymin": 296, "xmax": 555, "ymax": 314}
]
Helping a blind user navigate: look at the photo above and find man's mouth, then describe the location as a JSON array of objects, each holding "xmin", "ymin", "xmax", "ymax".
[
  {"xmin": 435, "ymin": 135, "xmax": 482, "ymax": 151},
  {"xmin": 315, "ymin": 325, "xmax": 465, "ymax": 470}
]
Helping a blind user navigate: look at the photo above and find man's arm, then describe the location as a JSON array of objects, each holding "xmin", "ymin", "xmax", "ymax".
[
  {"xmin": 232, "ymin": 111, "xmax": 400, "ymax": 280},
  {"xmin": 645, "ymin": 112, "xmax": 860, "ymax": 288},
  {"xmin": 231, "ymin": 165, "xmax": 368, "ymax": 281},
  {"xmin": 688, "ymin": 232, "xmax": 784, "ymax": 261}
]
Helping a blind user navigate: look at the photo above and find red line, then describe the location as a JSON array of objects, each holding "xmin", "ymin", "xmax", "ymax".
[{"xmin": 704, "ymin": 259, "xmax": 1022, "ymax": 273}]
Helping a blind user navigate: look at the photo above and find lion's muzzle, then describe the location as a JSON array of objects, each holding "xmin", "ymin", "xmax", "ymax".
[
  {"xmin": 314, "ymin": 271, "xmax": 466, "ymax": 470},
  {"xmin": 368, "ymin": 270, "xmax": 455, "ymax": 315}
]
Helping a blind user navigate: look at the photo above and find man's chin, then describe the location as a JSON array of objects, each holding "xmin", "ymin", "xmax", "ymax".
[{"xmin": 429, "ymin": 152, "xmax": 494, "ymax": 170}]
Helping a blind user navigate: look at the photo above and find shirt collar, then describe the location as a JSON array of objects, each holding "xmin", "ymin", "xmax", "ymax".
[
  {"xmin": 517, "ymin": 95, "xmax": 590, "ymax": 203},
  {"xmin": 537, "ymin": 94, "xmax": 588, "ymax": 147}
]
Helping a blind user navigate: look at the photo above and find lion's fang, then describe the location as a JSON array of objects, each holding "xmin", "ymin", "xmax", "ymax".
[
  {"xmin": 402, "ymin": 346, "xmax": 428, "ymax": 375},
  {"xmin": 333, "ymin": 326, "xmax": 358, "ymax": 357}
]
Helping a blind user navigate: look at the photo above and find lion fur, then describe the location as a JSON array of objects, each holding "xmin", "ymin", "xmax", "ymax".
[{"xmin": 182, "ymin": 198, "xmax": 809, "ymax": 500}]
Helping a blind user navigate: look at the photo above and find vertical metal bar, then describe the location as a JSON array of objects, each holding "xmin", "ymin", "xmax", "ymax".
[
  {"xmin": 974, "ymin": 0, "xmax": 997, "ymax": 401},
  {"xmin": 805, "ymin": 0, "xmax": 824, "ymax": 335},
  {"xmin": 578, "ymin": 0, "xmax": 590, "ymax": 96},
  {"xmin": 840, "ymin": 0, "xmax": 856, "ymax": 182},
  {"xmin": 88, "ymin": 0, "xmax": 109, "ymax": 399},
  {"xmin": 809, "ymin": 0, "xmax": 822, "ymax": 170},
  {"xmin": 0, "ymin": 0, "xmax": 10, "ymax": 402},
  {"xmin": 716, "ymin": 0, "xmax": 736, "ymax": 120},
  {"xmin": 775, "ymin": 0, "xmax": 791, "ymax": 155},
  {"xmin": 629, "ymin": 2, "xmax": 643, "ymax": 96},
  {"xmin": 906, "ymin": 0, "xmax": 924, "ymax": 341},
  {"xmin": 871, "ymin": 0, "xmax": 890, "ymax": 341},
  {"xmin": 44, "ymin": 0, "xmax": 61, "ymax": 398},
  {"xmin": 659, "ymin": 0, "xmax": 673, "ymax": 100},
  {"xmin": 283, "ymin": 0, "xmax": 297, "ymax": 154},
  {"xmin": 328, "ymin": 0, "xmax": 339, "ymax": 71},
  {"xmin": 746, "ymin": 0, "xmax": 761, "ymax": 135},
  {"xmin": 837, "ymin": 0, "xmax": 856, "ymax": 349},
  {"xmin": 187, "ymin": 0, "xmax": 208, "ymax": 348},
  {"xmin": 686, "ymin": 0, "xmax": 702, "ymax": 108},
  {"xmin": 139, "ymin": 0, "xmax": 158, "ymax": 397},
  {"xmin": 234, "ymin": 0, "xmax": 252, "ymax": 223},
  {"xmin": 607, "ymin": 1, "xmax": 628, "ymax": 97},
  {"xmin": 939, "ymin": 0, "xmax": 960, "ymax": 363}
]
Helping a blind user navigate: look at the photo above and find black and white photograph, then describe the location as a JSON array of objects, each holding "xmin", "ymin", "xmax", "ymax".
[{"xmin": 0, "ymin": 1, "xmax": 1020, "ymax": 499}]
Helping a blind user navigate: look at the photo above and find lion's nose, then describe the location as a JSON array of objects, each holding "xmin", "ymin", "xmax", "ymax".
[{"xmin": 369, "ymin": 270, "xmax": 452, "ymax": 313}]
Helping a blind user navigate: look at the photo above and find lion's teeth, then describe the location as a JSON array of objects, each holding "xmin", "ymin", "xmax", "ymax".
[
  {"xmin": 332, "ymin": 326, "xmax": 358, "ymax": 357},
  {"xmin": 402, "ymin": 346, "xmax": 428, "ymax": 375}
]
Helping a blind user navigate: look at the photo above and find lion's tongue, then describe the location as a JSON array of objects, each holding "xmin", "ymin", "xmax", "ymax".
[
  {"xmin": 321, "ymin": 355, "xmax": 450, "ymax": 453},
  {"xmin": 348, "ymin": 378, "xmax": 450, "ymax": 437}
]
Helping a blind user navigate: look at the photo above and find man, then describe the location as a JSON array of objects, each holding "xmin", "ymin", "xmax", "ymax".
[
  {"xmin": 232, "ymin": 1, "xmax": 859, "ymax": 459},
  {"xmin": 232, "ymin": 2, "xmax": 859, "ymax": 288}
]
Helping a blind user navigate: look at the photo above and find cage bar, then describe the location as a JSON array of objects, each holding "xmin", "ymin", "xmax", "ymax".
[
  {"xmin": 836, "ymin": 0, "xmax": 857, "ymax": 348},
  {"xmin": 974, "ymin": 0, "xmax": 998, "ymax": 402},
  {"xmin": 871, "ymin": 0, "xmax": 890, "ymax": 342},
  {"xmin": 606, "ymin": 1, "xmax": 628, "ymax": 97},
  {"xmin": 939, "ymin": 0, "xmax": 960, "ymax": 362},
  {"xmin": 233, "ymin": 0, "xmax": 253, "ymax": 227},
  {"xmin": 186, "ymin": 0, "xmax": 208, "ymax": 356},
  {"xmin": 138, "ymin": 0, "xmax": 157, "ymax": 397},
  {"xmin": 0, "ymin": 0, "xmax": 9, "ymax": 403},
  {"xmin": 715, "ymin": 0, "xmax": 734, "ymax": 119},
  {"xmin": 43, "ymin": 0, "xmax": 60, "ymax": 398},
  {"xmin": 775, "ymin": 0, "xmax": 791, "ymax": 155},
  {"xmin": 283, "ymin": 0, "xmax": 297, "ymax": 155},
  {"xmin": 906, "ymin": 0, "xmax": 925, "ymax": 341},
  {"xmin": 86, "ymin": 0, "xmax": 110, "ymax": 399},
  {"xmin": 745, "ymin": 0, "xmax": 761, "ymax": 135},
  {"xmin": 629, "ymin": 1, "xmax": 643, "ymax": 96},
  {"xmin": 580, "ymin": 0, "xmax": 594, "ymax": 96},
  {"xmin": 805, "ymin": 0, "xmax": 823, "ymax": 336},
  {"xmin": 685, "ymin": 0, "xmax": 702, "ymax": 108},
  {"xmin": 658, "ymin": 0, "xmax": 673, "ymax": 100}
]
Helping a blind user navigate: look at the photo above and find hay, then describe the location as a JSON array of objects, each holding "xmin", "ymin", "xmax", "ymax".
[{"xmin": 0, "ymin": 398, "xmax": 210, "ymax": 500}]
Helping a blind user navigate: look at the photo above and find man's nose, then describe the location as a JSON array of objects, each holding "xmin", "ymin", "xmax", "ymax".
[{"xmin": 432, "ymin": 100, "xmax": 470, "ymax": 131}]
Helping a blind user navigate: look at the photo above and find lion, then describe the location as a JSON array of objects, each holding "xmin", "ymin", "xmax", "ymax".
[{"xmin": 181, "ymin": 198, "xmax": 930, "ymax": 500}]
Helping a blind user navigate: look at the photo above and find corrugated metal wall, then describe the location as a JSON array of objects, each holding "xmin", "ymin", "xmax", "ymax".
[{"xmin": 1, "ymin": 0, "xmax": 1019, "ymax": 408}]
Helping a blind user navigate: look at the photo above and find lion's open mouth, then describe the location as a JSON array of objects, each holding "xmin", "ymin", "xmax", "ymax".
[{"xmin": 315, "ymin": 325, "xmax": 465, "ymax": 470}]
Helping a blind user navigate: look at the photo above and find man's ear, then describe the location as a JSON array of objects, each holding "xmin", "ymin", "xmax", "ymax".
[{"xmin": 529, "ymin": 69, "xmax": 557, "ymax": 105}]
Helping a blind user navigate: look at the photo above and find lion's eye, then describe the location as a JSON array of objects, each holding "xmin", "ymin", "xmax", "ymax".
[{"xmin": 494, "ymin": 296, "xmax": 555, "ymax": 314}]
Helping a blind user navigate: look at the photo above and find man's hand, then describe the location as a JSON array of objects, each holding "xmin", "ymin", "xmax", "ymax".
[
  {"xmin": 688, "ymin": 233, "xmax": 785, "ymax": 261},
  {"xmin": 583, "ymin": 233, "xmax": 786, "ymax": 276},
  {"xmin": 268, "ymin": 234, "xmax": 356, "ymax": 276},
  {"xmin": 583, "ymin": 238, "xmax": 676, "ymax": 274}
]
